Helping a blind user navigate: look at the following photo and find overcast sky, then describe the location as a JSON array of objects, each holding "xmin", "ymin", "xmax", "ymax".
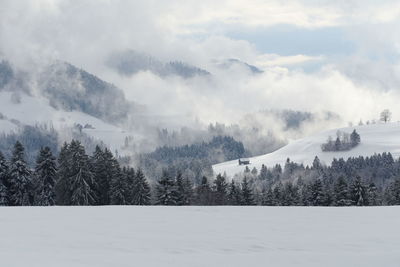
[{"xmin": 1, "ymin": 0, "xmax": 400, "ymax": 126}]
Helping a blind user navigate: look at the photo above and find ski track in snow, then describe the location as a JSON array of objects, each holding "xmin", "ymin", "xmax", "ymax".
[
  {"xmin": 214, "ymin": 122, "xmax": 400, "ymax": 177},
  {"xmin": 0, "ymin": 206, "xmax": 399, "ymax": 267}
]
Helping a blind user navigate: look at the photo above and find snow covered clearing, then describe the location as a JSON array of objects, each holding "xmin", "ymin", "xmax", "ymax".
[
  {"xmin": 214, "ymin": 122, "xmax": 400, "ymax": 177},
  {"xmin": 0, "ymin": 206, "xmax": 399, "ymax": 267}
]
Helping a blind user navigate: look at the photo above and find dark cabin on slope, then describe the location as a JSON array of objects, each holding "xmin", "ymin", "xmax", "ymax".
[{"xmin": 238, "ymin": 158, "xmax": 250, "ymax": 165}]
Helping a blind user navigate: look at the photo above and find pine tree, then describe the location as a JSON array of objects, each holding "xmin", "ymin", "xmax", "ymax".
[
  {"xmin": 241, "ymin": 177, "xmax": 255, "ymax": 205},
  {"xmin": 213, "ymin": 174, "xmax": 228, "ymax": 205},
  {"xmin": 69, "ymin": 140, "xmax": 96, "ymax": 205},
  {"xmin": 273, "ymin": 182, "xmax": 283, "ymax": 205},
  {"xmin": 261, "ymin": 186, "xmax": 275, "ymax": 206},
  {"xmin": 109, "ymin": 159, "xmax": 127, "ymax": 205},
  {"xmin": 0, "ymin": 151, "xmax": 9, "ymax": 205},
  {"xmin": 56, "ymin": 142, "xmax": 72, "ymax": 205},
  {"xmin": 227, "ymin": 180, "xmax": 242, "ymax": 205},
  {"xmin": 350, "ymin": 129, "xmax": 361, "ymax": 147},
  {"xmin": 132, "ymin": 168, "xmax": 151, "ymax": 205},
  {"xmin": 350, "ymin": 176, "xmax": 366, "ymax": 206},
  {"xmin": 91, "ymin": 146, "xmax": 111, "ymax": 205},
  {"xmin": 156, "ymin": 171, "xmax": 178, "ymax": 205},
  {"xmin": 309, "ymin": 179, "xmax": 325, "ymax": 206},
  {"xmin": 175, "ymin": 172, "xmax": 193, "ymax": 205},
  {"xmin": 334, "ymin": 176, "xmax": 351, "ymax": 206},
  {"xmin": 34, "ymin": 147, "xmax": 57, "ymax": 206},
  {"xmin": 367, "ymin": 182, "xmax": 379, "ymax": 206},
  {"xmin": 195, "ymin": 176, "xmax": 212, "ymax": 205},
  {"xmin": 9, "ymin": 141, "xmax": 32, "ymax": 206}
]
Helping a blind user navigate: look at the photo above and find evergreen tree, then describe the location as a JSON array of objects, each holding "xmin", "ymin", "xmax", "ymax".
[
  {"xmin": 34, "ymin": 147, "xmax": 57, "ymax": 206},
  {"xmin": 350, "ymin": 129, "xmax": 361, "ymax": 147},
  {"xmin": 175, "ymin": 172, "xmax": 193, "ymax": 205},
  {"xmin": 213, "ymin": 174, "xmax": 228, "ymax": 205},
  {"xmin": 156, "ymin": 171, "xmax": 178, "ymax": 205},
  {"xmin": 241, "ymin": 177, "xmax": 255, "ymax": 205},
  {"xmin": 56, "ymin": 142, "xmax": 72, "ymax": 205},
  {"xmin": 227, "ymin": 180, "xmax": 242, "ymax": 205},
  {"xmin": 132, "ymin": 168, "xmax": 151, "ymax": 205},
  {"xmin": 273, "ymin": 182, "xmax": 284, "ymax": 205},
  {"xmin": 9, "ymin": 141, "xmax": 32, "ymax": 206},
  {"xmin": 309, "ymin": 179, "xmax": 325, "ymax": 206},
  {"xmin": 350, "ymin": 176, "xmax": 366, "ymax": 206},
  {"xmin": 0, "ymin": 151, "xmax": 9, "ymax": 205},
  {"xmin": 367, "ymin": 182, "xmax": 379, "ymax": 206},
  {"xmin": 195, "ymin": 176, "xmax": 213, "ymax": 205},
  {"xmin": 334, "ymin": 176, "xmax": 351, "ymax": 206},
  {"xmin": 69, "ymin": 140, "xmax": 96, "ymax": 205},
  {"xmin": 261, "ymin": 186, "xmax": 275, "ymax": 206},
  {"xmin": 109, "ymin": 159, "xmax": 127, "ymax": 205},
  {"xmin": 91, "ymin": 146, "xmax": 112, "ymax": 205}
]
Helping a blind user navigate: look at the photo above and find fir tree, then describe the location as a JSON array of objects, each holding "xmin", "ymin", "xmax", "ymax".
[
  {"xmin": 273, "ymin": 182, "xmax": 284, "ymax": 205},
  {"xmin": 109, "ymin": 159, "xmax": 127, "ymax": 205},
  {"xmin": 132, "ymin": 168, "xmax": 151, "ymax": 205},
  {"xmin": 227, "ymin": 180, "xmax": 242, "ymax": 205},
  {"xmin": 91, "ymin": 146, "xmax": 111, "ymax": 205},
  {"xmin": 195, "ymin": 176, "xmax": 213, "ymax": 205},
  {"xmin": 350, "ymin": 129, "xmax": 361, "ymax": 147},
  {"xmin": 261, "ymin": 186, "xmax": 275, "ymax": 206},
  {"xmin": 9, "ymin": 141, "xmax": 32, "ymax": 206},
  {"xmin": 350, "ymin": 176, "xmax": 366, "ymax": 206},
  {"xmin": 56, "ymin": 142, "xmax": 72, "ymax": 205},
  {"xmin": 34, "ymin": 147, "xmax": 57, "ymax": 206},
  {"xmin": 334, "ymin": 176, "xmax": 351, "ymax": 206},
  {"xmin": 309, "ymin": 179, "xmax": 325, "ymax": 206},
  {"xmin": 367, "ymin": 182, "xmax": 379, "ymax": 206},
  {"xmin": 241, "ymin": 177, "xmax": 255, "ymax": 205},
  {"xmin": 213, "ymin": 174, "xmax": 228, "ymax": 205},
  {"xmin": 69, "ymin": 140, "xmax": 96, "ymax": 205},
  {"xmin": 175, "ymin": 172, "xmax": 193, "ymax": 205},
  {"xmin": 155, "ymin": 171, "xmax": 178, "ymax": 205},
  {"xmin": 0, "ymin": 151, "xmax": 9, "ymax": 205}
]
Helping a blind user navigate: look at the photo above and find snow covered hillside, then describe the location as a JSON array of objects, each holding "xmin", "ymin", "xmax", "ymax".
[
  {"xmin": 0, "ymin": 91, "xmax": 141, "ymax": 155},
  {"xmin": 214, "ymin": 122, "xmax": 400, "ymax": 177},
  {"xmin": 0, "ymin": 206, "xmax": 399, "ymax": 267}
]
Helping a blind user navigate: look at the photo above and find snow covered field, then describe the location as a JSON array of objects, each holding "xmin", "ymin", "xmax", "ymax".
[
  {"xmin": 214, "ymin": 122, "xmax": 400, "ymax": 177},
  {"xmin": 0, "ymin": 206, "xmax": 399, "ymax": 267}
]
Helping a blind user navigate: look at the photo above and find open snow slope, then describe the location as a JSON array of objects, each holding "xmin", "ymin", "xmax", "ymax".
[
  {"xmin": 0, "ymin": 91, "xmax": 140, "ymax": 154},
  {"xmin": 214, "ymin": 122, "xmax": 400, "ymax": 177},
  {"xmin": 0, "ymin": 206, "xmax": 399, "ymax": 267}
]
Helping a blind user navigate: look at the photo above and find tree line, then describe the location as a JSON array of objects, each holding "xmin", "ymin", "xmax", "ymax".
[{"xmin": 1, "ymin": 140, "xmax": 400, "ymax": 206}]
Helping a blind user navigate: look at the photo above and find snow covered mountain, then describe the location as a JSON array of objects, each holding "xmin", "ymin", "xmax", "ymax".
[
  {"xmin": 214, "ymin": 58, "xmax": 263, "ymax": 74},
  {"xmin": 213, "ymin": 122, "xmax": 400, "ymax": 177},
  {"xmin": 107, "ymin": 50, "xmax": 210, "ymax": 78}
]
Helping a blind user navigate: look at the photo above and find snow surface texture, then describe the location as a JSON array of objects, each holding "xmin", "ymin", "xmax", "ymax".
[
  {"xmin": 0, "ymin": 206, "xmax": 399, "ymax": 267},
  {"xmin": 214, "ymin": 122, "xmax": 400, "ymax": 177}
]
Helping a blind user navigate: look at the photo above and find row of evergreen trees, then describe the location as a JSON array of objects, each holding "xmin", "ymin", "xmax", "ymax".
[
  {"xmin": 0, "ymin": 141, "xmax": 151, "ymax": 206},
  {"xmin": 1, "ymin": 140, "xmax": 400, "ymax": 206}
]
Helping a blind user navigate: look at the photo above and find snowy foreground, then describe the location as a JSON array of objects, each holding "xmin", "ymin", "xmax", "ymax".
[{"xmin": 0, "ymin": 206, "xmax": 399, "ymax": 267}]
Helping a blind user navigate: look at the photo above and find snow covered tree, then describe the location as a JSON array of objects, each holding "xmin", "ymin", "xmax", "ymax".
[
  {"xmin": 309, "ymin": 179, "xmax": 325, "ymax": 206},
  {"xmin": 109, "ymin": 159, "xmax": 127, "ymax": 205},
  {"xmin": 9, "ymin": 141, "xmax": 32, "ymax": 206},
  {"xmin": 69, "ymin": 140, "xmax": 96, "ymax": 205},
  {"xmin": 132, "ymin": 168, "xmax": 151, "ymax": 205},
  {"xmin": 227, "ymin": 179, "xmax": 242, "ymax": 205},
  {"xmin": 350, "ymin": 176, "xmax": 366, "ymax": 206},
  {"xmin": 56, "ymin": 142, "xmax": 72, "ymax": 205},
  {"xmin": 0, "ymin": 151, "xmax": 9, "ymax": 205},
  {"xmin": 380, "ymin": 109, "xmax": 392, "ymax": 123},
  {"xmin": 91, "ymin": 146, "xmax": 110, "ymax": 205},
  {"xmin": 155, "ymin": 171, "xmax": 178, "ymax": 205},
  {"xmin": 241, "ymin": 177, "xmax": 255, "ymax": 205},
  {"xmin": 34, "ymin": 147, "xmax": 57, "ymax": 206},
  {"xmin": 350, "ymin": 129, "xmax": 361, "ymax": 147},
  {"xmin": 366, "ymin": 182, "xmax": 379, "ymax": 206},
  {"xmin": 261, "ymin": 186, "xmax": 275, "ymax": 206},
  {"xmin": 213, "ymin": 174, "xmax": 228, "ymax": 205},
  {"xmin": 334, "ymin": 176, "xmax": 351, "ymax": 206},
  {"xmin": 273, "ymin": 182, "xmax": 284, "ymax": 205},
  {"xmin": 195, "ymin": 176, "xmax": 213, "ymax": 205},
  {"xmin": 175, "ymin": 172, "xmax": 193, "ymax": 205}
]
